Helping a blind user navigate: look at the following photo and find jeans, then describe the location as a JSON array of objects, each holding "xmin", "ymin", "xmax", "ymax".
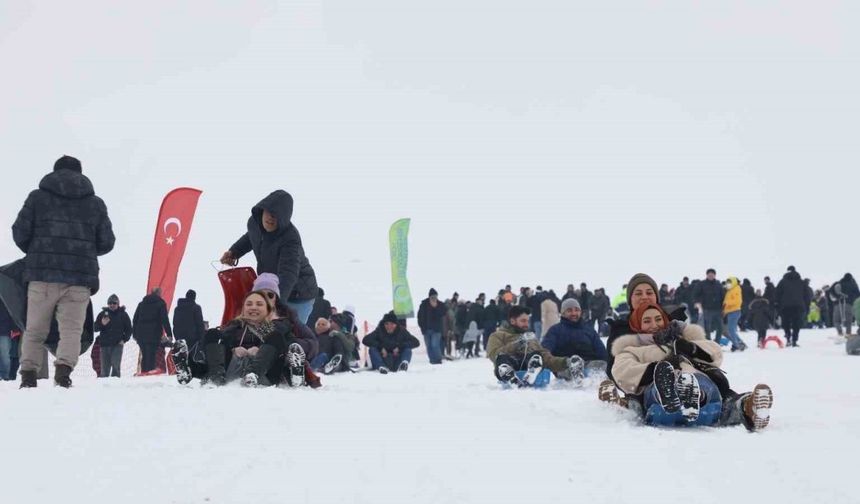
[
  {"xmin": 644, "ymin": 372, "xmax": 722, "ymax": 427},
  {"xmin": 286, "ymin": 299, "xmax": 315, "ymax": 326},
  {"xmin": 725, "ymin": 311, "xmax": 744, "ymax": 349},
  {"xmin": 0, "ymin": 335, "xmax": 11, "ymax": 380},
  {"xmin": 99, "ymin": 343, "xmax": 124, "ymax": 378},
  {"xmin": 701, "ymin": 309, "xmax": 723, "ymax": 341},
  {"xmin": 422, "ymin": 330, "xmax": 443, "ymax": 364},
  {"xmin": 368, "ymin": 347, "xmax": 412, "ymax": 371}
]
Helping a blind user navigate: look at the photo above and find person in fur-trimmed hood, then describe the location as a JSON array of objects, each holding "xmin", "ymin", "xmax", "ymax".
[{"xmin": 608, "ymin": 302, "xmax": 773, "ymax": 431}]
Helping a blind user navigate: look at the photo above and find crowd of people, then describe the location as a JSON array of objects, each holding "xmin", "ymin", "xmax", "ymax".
[{"xmin": 2, "ymin": 156, "xmax": 859, "ymax": 435}]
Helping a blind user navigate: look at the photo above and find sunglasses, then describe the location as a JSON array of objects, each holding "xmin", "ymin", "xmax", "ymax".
[
  {"xmin": 109, "ymin": 302, "xmax": 119, "ymax": 305},
  {"xmin": 264, "ymin": 291, "xmax": 277, "ymax": 300}
]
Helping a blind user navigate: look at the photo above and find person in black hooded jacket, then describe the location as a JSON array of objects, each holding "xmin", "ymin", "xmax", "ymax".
[
  {"xmin": 94, "ymin": 294, "xmax": 132, "ymax": 377},
  {"xmin": 362, "ymin": 311, "xmax": 420, "ymax": 373},
  {"xmin": 220, "ymin": 190, "xmax": 318, "ymax": 325},
  {"xmin": 13, "ymin": 156, "xmax": 115, "ymax": 388},
  {"xmin": 173, "ymin": 289, "xmax": 205, "ymax": 349},
  {"xmin": 775, "ymin": 266, "xmax": 811, "ymax": 347},
  {"xmin": 133, "ymin": 288, "xmax": 173, "ymax": 372},
  {"xmin": 308, "ymin": 288, "xmax": 332, "ymax": 327}
]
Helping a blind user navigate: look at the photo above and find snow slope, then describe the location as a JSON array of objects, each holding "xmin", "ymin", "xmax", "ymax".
[{"xmin": 1, "ymin": 328, "xmax": 857, "ymax": 504}]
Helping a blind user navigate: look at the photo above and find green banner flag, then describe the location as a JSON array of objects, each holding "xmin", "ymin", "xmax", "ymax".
[{"xmin": 389, "ymin": 218, "xmax": 414, "ymax": 318}]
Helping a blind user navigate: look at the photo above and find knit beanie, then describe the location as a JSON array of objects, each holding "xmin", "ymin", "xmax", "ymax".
[
  {"xmin": 627, "ymin": 273, "xmax": 659, "ymax": 307},
  {"xmin": 253, "ymin": 273, "xmax": 280, "ymax": 295},
  {"xmin": 560, "ymin": 298, "xmax": 581, "ymax": 312}
]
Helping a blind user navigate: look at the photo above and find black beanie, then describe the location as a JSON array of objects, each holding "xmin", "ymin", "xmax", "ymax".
[
  {"xmin": 382, "ymin": 311, "xmax": 399, "ymax": 324},
  {"xmin": 54, "ymin": 155, "xmax": 82, "ymax": 173},
  {"xmin": 429, "ymin": 288, "xmax": 438, "ymax": 297},
  {"xmin": 186, "ymin": 289, "xmax": 197, "ymax": 301}
]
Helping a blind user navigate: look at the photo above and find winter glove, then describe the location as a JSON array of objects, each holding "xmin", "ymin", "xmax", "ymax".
[
  {"xmin": 520, "ymin": 331, "xmax": 538, "ymax": 342},
  {"xmin": 663, "ymin": 354, "xmax": 683, "ymax": 370},
  {"xmin": 653, "ymin": 321, "xmax": 685, "ymax": 346},
  {"xmin": 673, "ymin": 338, "xmax": 697, "ymax": 358}
]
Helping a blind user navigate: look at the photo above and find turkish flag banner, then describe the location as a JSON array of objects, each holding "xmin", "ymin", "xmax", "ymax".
[{"xmin": 146, "ymin": 188, "xmax": 203, "ymax": 310}]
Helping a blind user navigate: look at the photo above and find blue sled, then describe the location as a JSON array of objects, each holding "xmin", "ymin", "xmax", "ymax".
[
  {"xmin": 718, "ymin": 336, "xmax": 730, "ymax": 346},
  {"xmin": 499, "ymin": 368, "xmax": 552, "ymax": 388}
]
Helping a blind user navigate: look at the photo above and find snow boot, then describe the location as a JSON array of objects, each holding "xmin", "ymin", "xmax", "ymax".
[
  {"xmin": 323, "ymin": 354, "xmax": 343, "ymax": 375},
  {"xmin": 523, "ymin": 354, "xmax": 543, "ymax": 386},
  {"xmin": 496, "ymin": 363, "xmax": 525, "ymax": 387},
  {"xmin": 742, "ymin": 384, "xmax": 774, "ymax": 431},
  {"xmin": 676, "ymin": 372, "xmax": 701, "ymax": 423},
  {"xmin": 378, "ymin": 366, "xmax": 390, "ymax": 374},
  {"xmin": 398, "ymin": 360, "xmax": 409, "ymax": 372},
  {"xmin": 653, "ymin": 361, "xmax": 681, "ymax": 413},
  {"xmin": 567, "ymin": 355, "xmax": 585, "ymax": 387},
  {"xmin": 54, "ymin": 364, "xmax": 73, "ymax": 388},
  {"xmin": 242, "ymin": 372, "xmax": 259, "ymax": 387},
  {"xmin": 205, "ymin": 343, "xmax": 227, "ymax": 386},
  {"xmin": 598, "ymin": 379, "xmax": 628, "ymax": 408},
  {"xmin": 172, "ymin": 340, "xmax": 192, "ymax": 385},
  {"xmin": 19, "ymin": 370, "xmax": 37, "ymax": 389},
  {"xmin": 287, "ymin": 343, "xmax": 307, "ymax": 387}
]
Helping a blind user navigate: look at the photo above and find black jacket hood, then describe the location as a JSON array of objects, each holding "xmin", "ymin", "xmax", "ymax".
[
  {"xmin": 252, "ymin": 190, "xmax": 294, "ymax": 234},
  {"xmin": 38, "ymin": 170, "xmax": 95, "ymax": 200}
]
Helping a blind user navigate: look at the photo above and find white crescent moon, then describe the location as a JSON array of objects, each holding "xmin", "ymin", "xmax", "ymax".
[{"xmin": 163, "ymin": 217, "xmax": 182, "ymax": 237}]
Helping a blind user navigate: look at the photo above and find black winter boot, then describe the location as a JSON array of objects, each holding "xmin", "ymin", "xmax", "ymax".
[
  {"xmin": 172, "ymin": 340, "xmax": 192, "ymax": 385},
  {"xmin": 20, "ymin": 370, "xmax": 37, "ymax": 389},
  {"xmin": 54, "ymin": 364, "xmax": 73, "ymax": 388},
  {"xmin": 204, "ymin": 343, "xmax": 227, "ymax": 386},
  {"xmin": 653, "ymin": 361, "xmax": 681, "ymax": 413}
]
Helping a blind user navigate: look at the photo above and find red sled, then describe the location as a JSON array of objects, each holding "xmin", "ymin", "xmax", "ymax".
[{"xmin": 219, "ymin": 267, "xmax": 258, "ymax": 326}]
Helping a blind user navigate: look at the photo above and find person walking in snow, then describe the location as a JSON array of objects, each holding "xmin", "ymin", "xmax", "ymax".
[
  {"xmin": 362, "ymin": 311, "xmax": 420, "ymax": 373},
  {"xmin": 693, "ymin": 268, "xmax": 724, "ymax": 342},
  {"xmin": 93, "ymin": 294, "xmax": 132, "ymax": 377},
  {"xmin": 722, "ymin": 277, "xmax": 747, "ymax": 351},
  {"xmin": 775, "ymin": 266, "xmax": 811, "ymax": 347},
  {"xmin": 417, "ymin": 288, "xmax": 446, "ymax": 364},
  {"xmin": 747, "ymin": 292, "xmax": 772, "ymax": 348},
  {"xmin": 133, "ymin": 287, "xmax": 173, "ymax": 374},
  {"xmin": 486, "ymin": 306, "xmax": 585, "ymax": 387},
  {"xmin": 13, "ymin": 156, "xmax": 115, "ymax": 388},
  {"xmin": 830, "ymin": 273, "xmax": 859, "ymax": 336},
  {"xmin": 220, "ymin": 190, "xmax": 319, "ymax": 325}
]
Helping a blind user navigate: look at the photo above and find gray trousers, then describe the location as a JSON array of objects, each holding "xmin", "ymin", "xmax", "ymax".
[
  {"xmin": 99, "ymin": 344, "xmax": 124, "ymax": 378},
  {"xmin": 832, "ymin": 302, "xmax": 854, "ymax": 335},
  {"xmin": 20, "ymin": 281, "xmax": 89, "ymax": 372}
]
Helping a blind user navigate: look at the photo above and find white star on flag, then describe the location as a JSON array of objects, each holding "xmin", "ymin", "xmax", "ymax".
[{"xmin": 166, "ymin": 236, "xmax": 175, "ymax": 245}]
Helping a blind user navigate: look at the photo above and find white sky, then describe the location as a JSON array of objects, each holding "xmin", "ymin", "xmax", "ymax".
[{"xmin": 1, "ymin": 1, "xmax": 858, "ymax": 324}]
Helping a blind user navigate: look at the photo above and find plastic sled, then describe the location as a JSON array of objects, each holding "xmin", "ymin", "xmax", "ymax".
[
  {"xmin": 718, "ymin": 336, "xmax": 730, "ymax": 346},
  {"xmin": 762, "ymin": 335, "xmax": 785, "ymax": 349},
  {"xmin": 500, "ymin": 368, "xmax": 552, "ymax": 389},
  {"xmin": 219, "ymin": 267, "xmax": 258, "ymax": 326}
]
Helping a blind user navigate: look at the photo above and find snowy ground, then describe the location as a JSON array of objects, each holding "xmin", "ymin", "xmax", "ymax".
[{"xmin": 1, "ymin": 327, "xmax": 857, "ymax": 504}]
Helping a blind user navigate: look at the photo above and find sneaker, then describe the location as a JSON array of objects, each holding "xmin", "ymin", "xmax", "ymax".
[
  {"xmin": 172, "ymin": 340, "xmax": 192, "ymax": 385},
  {"xmin": 523, "ymin": 354, "xmax": 543, "ymax": 386},
  {"xmin": 54, "ymin": 364, "xmax": 73, "ymax": 389},
  {"xmin": 496, "ymin": 363, "xmax": 525, "ymax": 387},
  {"xmin": 242, "ymin": 372, "xmax": 259, "ymax": 387},
  {"xmin": 653, "ymin": 361, "xmax": 681, "ymax": 413},
  {"xmin": 19, "ymin": 370, "xmax": 37, "ymax": 389},
  {"xmin": 676, "ymin": 372, "xmax": 701, "ymax": 423},
  {"xmin": 743, "ymin": 384, "xmax": 774, "ymax": 431},
  {"xmin": 567, "ymin": 355, "xmax": 585, "ymax": 387},
  {"xmin": 398, "ymin": 360, "xmax": 409, "ymax": 372},
  {"xmin": 323, "ymin": 354, "xmax": 343, "ymax": 375},
  {"xmin": 378, "ymin": 366, "xmax": 390, "ymax": 374},
  {"xmin": 287, "ymin": 343, "xmax": 307, "ymax": 387}
]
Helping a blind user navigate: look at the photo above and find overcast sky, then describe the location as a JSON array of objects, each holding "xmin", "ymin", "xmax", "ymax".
[{"xmin": 1, "ymin": 1, "xmax": 858, "ymax": 324}]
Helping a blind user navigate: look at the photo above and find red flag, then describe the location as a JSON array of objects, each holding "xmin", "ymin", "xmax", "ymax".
[{"xmin": 146, "ymin": 188, "xmax": 203, "ymax": 310}]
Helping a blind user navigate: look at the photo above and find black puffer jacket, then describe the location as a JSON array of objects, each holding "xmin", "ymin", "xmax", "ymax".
[
  {"xmin": 229, "ymin": 190, "xmax": 318, "ymax": 302},
  {"xmin": 172, "ymin": 295, "xmax": 205, "ymax": 346},
  {"xmin": 133, "ymin": 294, "xmax": 173, "ymax": 344},
  {"xmin": 308, "ymin": 288, "xmax": 332, "ymax": 325},
  {"xmin": 12, "ymin": 166, "xmax": 115, "ymax": 294},
  {"xmin": 775, "ymin": 271, "xmax": 809, "ymax": 309},
  {"xmin": 417, "ymin": 298, "xmax": 447, "ymax": 333},
  {"xmin": 362, "ymin": 323, "xmax": 420, "ymax": 352},
  {"xmin": 693, "ymin": 279, "xmax": 724, "ymax": 311},
  {"xmin": 94, "ymin": 306, "xmax": 133, "ymax": 346}
]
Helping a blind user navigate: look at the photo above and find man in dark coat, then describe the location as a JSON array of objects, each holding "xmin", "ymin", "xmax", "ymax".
[
  {"xmin": 94, "ymin": 294, "xmax": 133, "ymax": 377},
  {"xmin": 417, "ymin": 288, "xmax": 446, "ymax": 364},
  {"xmin": 133, "ymin": 288, "xmax": 173, "ymax": 372},
  {"xmin": 829, "ymin": 273, "xmax": 859, "ymax": 336},
  {"xmin": 13, "ymin": 156, "xmax": 115, "ymax": 388},
  {"xmin": 693, "ymin": 269, "xmax": 725, "ymax": 341},
  {"xmin": 362, "ymin": 311, "xmax": 420, "ymax": 373},
  {"xmin": 542, "ymin": 298, "xmax": 607, "ymax": 364},
  {"xmin": 740, "ymin": 279, "xmax": 756, "ymax": 330},
  {"xmin": 589, "ymin": 288, "xmax": 611, "ymax": 335},
  {"xmin": 308, "ymin": 288, "xmax": 332, "ymax": 327},
  {"xmin": 0, "ymin": 300, "xmax": 19, "ymax": 381},
  {"xmin": 763, "ymin": 276, "xmax": 777, "ymax": 327},
  {"xmin": 775, "ymin": 266, "xmax": 812, "ymax": 347},
  {"xmin": 481, "ymin": 299, "xmax": 501, "ymax": 350},
  {"xmin": 172, "ymin": 289, "xmax": 205, "ymax": 348},
  {"xmin": 221, "ymin": 190, "xmax": 318, "ymax": 324},
  {"xmin": 578, "ymin": 283, "xmax": 593, "ymax": 321}
]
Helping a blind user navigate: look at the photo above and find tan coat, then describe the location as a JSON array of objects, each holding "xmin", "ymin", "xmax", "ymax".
[
  {"xmin": 611, "ymin": 324, "xmax": 722, "ymax": 396},
  {"xmin": 486, "ymin": 324, "xmax": 569, "ymax": 374},
  {"xmin": 540, "ymin": 299, "xmax": 560, "ymax": 338}
]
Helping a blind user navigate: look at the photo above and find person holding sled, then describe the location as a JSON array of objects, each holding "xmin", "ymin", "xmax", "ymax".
[
  {"xmin": 362, "ymin": 311, "xmax": 420, "ymax": 373},
  {"xmin": 609, "ymin": 302, "xmax": 773, "ymax": 431},
  {"xmin": 486, "ymin": 306, "xmax": 585, "ymax": 387},
  {"xmin": 220, "ymin": 190, "xmax": 319, "ymax": 325}
]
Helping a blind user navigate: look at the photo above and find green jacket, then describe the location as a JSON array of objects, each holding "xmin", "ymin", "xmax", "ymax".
[
  {"xmin": 612, "ymin": 289, "xmax": 628, "ymax": 310},
  {"xmin": 486, "ymin": 323, "xmax": 568, "ymax": 374}
]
